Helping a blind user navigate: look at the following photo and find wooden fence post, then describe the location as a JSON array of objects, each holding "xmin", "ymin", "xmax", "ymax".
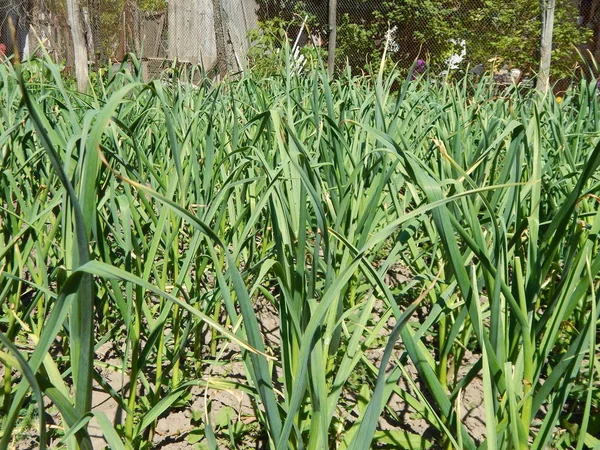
[
  {"xmin": 538, "ymin": 0, "xmax": 556, "ymax": 95},
  {"xmin": 328, "ymin": 0, "xmax": 337, "ymax": 77},
  {"xmin": 67, "ymin": 0, "xmax": 88, "ymax": 92}
]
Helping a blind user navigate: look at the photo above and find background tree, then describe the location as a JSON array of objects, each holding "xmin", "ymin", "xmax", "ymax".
[
  {"xmin": 581, "ymin": 0, "xmax": 600, "ymax": 60},
  {"xmin": 212, "ymin": 0, "xmax": 228, "ymax": 76},
  {"xmin": 254, "ymin": 0, "xmax": 593, "ymax": 79},
  {"xmin": 461, "ymin": 0, "xmax": 589, "ymax": 77}
]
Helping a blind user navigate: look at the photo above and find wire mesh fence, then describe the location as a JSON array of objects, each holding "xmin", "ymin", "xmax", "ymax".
[
  {"xmin": 253, "ymin": 0, "xmax": 594, "ymax": 81},
  {"xmin": 0, "ymin": 0, "xmax": 30, "ymax": 56},
  {"xmin": 0, "ymin": 0, "xmax": 598, "ymax": 84}
]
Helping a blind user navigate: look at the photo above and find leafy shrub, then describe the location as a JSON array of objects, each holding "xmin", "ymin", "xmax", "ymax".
[{"xmin": 251, "ymin": 0, "xmax": 593, "ymax": 78}]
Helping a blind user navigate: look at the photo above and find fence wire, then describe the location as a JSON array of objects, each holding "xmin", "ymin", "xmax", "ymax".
[
  {"xmin": 0, "ymin": 0, "xmax": 597, "ymax": 83},
  {"xmin": 254, "ymin": 0, "xmax": 594, "ymax": 81}
]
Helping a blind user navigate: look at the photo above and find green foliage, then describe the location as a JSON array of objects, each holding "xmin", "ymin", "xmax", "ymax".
[
  {"xmin": 247, "ymin": 18, "xmax": 291, "ymax": 76},
  {"xmin": 372, "ymin": 0, "xmax": 460, "ymax": 65},
  {"xmin": 137, "ymin": 0, "xmax": 166, "ymax": 11},
  {"xmin": 336, "ymin": 14, "xmax": 378, "ymax": 69},
  {"xmin": 1, "ymin": 53, "xmax": 600, "ymax": 450},
  {"xmin": 460, "ymin": 0, "xmax": 592, "ymax": 77},
  {"xmin": 248, "ymin": 16, "xmax": 325, "ymax": 77},
  {"xmin": 252, "ymin": 0, "xmax": 592, "ymax": 78},
  {"xmin": 97, "ymin": 0, "xmax": 126, "ymax": 59}
]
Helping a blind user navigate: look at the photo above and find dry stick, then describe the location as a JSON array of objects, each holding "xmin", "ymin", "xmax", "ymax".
[
  {"xmin": 227, "ymin": 28, "xmax": 244, "ymax": 73},
  {"xmin": 291, "ymin": 15, "xmax": 308, "ymax": 54},
  {"xmin": 7, "ymin": 17, "xmax": 20, "ymax": 65}
]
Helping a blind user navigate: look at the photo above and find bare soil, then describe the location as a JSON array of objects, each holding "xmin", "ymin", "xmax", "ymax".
[{"xmin": 86, "ymin": 293, "xmax": 487, "ymax": 449}]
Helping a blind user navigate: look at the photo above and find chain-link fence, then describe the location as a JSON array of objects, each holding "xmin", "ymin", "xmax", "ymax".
[
  {"xmin": 253, "ymin": 0, "xmax": 596, "ymax": 81},
  {"xmin": 53, "ymin": 0, "xmax": 254, "ymax": 78},
  {"xmin": 0, "ymin": 0, "xmax": 128, "ymax": 66},
  {"xmin": 0, "ymin": 0, "xmax": 30, "ymax": 56},
  {"xmin": 0, "ymin": 0, "xmax": 598, "ymax": 84},
  {"xmin": 0, "ymin": 1, "xmax": 165, "ymax": 69}
]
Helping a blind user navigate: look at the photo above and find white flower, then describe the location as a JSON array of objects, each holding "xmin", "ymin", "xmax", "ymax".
[
  {"xmin": 384, "ymin": 26, "xmax": 399, "ymax": 54},
  {"xmin": 445, "ymin": 39, "xmax": 466, "ymax": 70}
]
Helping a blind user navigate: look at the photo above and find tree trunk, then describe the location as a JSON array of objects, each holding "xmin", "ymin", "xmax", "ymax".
[
  {"xmin": 67, "ymin": 0, "xmax": 88, "ymax": 92},
  {"xmin": 327, "ymin": 0, "xmax": 337, "ymax": 77},
  {"xmin": 0, "ymin": 0, "xmax": 32, "ymax": 59},
  {"xmin": 538, "ymin": 0, "xmax": 555, "ymax": 95},
  {"xmin": 126, "ymin": 0, "xmax": 141, "ymax": 56},
  {"xmin": 211, "ymin": 0, "xmax": 227, "ymax": 77}
]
